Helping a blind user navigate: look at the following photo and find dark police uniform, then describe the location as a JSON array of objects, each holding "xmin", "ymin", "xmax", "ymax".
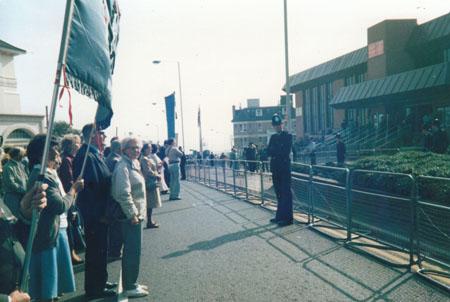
[{"xmin": 267, "ymin": 114, "xmax": 293, "ymax": 224}]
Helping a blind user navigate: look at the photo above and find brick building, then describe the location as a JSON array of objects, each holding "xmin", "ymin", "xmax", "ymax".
[
  {"xmin": 288, "ymin": 12, "xmax": 450, "ymax": 142},
  {"xmin": 232, "ymin": 98, "xmax": 295, "ymax": 151}
]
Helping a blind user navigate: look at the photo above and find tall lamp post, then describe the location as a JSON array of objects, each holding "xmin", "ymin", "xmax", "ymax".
[
  {"xmin": 152, "ymin": 60, "xmax": 186, "ymax": 149},
  {"xmin": 283, "ymin": 0, "xmax": 292, "ymax": 133}
]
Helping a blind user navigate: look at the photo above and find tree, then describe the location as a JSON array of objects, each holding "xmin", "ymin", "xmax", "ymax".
[{"xmin": 52, "ymin": 121, "xmax": 81, "ymax": 138}]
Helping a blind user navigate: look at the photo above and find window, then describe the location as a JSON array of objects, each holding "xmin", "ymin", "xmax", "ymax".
[
  {"xmin": 326, "ymin": 82, "xmax": 333, "ymax": 128},
  {"xmin": 258, "ymin": 123, "xmax": 262, "ymax": 131},
  {"xmin": 255, "ymin": 109, "xmax": 263, "ymax": 117},
  {"xmin": 296, "ymin": 107, "xmax": 302, "ymax": 117},
  {"xmin": 313, "ymin": 87, "xmax": 319, "ymax": 133},
  {"xmin": 303, "ymin": 90, "xmax": 309, "ymax": 133},
  {"xmin": 445, "ymin": 48, "xmax": 450, "ymax": 62},
  {"xmin": 7, "ymin": 129, "xmax": 32, "ymax": 139}
]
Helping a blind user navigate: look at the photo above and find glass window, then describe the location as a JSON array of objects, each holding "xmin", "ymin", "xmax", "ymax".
[
  {"xmin": 444, "ymin": 48, "xmax": 450, "ymax": 62},
  {"xmin": 304, "ymin": 90, "xmax": 309, "ymax": 133},
  {"xmin": 7, "ymin": 129, "xmax": 32, "ymax": 139},
  {"xmin": 326, "ymin": 82, "xmax": 333, "ymax": 128},
  {"xmin": 256, "ymin": 109, "xmax": 263, "ymax": 117}
]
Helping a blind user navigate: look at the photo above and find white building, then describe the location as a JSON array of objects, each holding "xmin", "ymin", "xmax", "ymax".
[{"xmin": 0, "ymin": 39, "xmax": 44, "ymax": 147}]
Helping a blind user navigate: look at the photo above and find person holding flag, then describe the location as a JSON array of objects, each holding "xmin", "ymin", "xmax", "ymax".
[
  {"xmin": 20, "ymin": 0, "xmax": 121, "ymax": 297},
  {"xmin": 73, "ymin": 125, "xmax": 117, "ymax": 299}
]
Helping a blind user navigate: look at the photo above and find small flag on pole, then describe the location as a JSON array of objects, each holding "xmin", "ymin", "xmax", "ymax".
[
  {"xmin": 65, "ymin": 0, "xmax": 120, "ymax": 129},
  {"xmin": 165, "ymin": 92, "xmax": 176, "ymax": 139}
]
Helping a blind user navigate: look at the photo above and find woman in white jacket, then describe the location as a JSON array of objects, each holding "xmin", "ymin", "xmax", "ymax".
[{"xmin": 112, "ymin": 137, "xmax": 148, "ymax": 298}]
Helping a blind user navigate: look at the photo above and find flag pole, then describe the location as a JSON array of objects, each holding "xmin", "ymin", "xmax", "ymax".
[
  {"xmin": 78, "ymin": 109, "xmax": 99, "ymax": 180},
  {"xmin": 21, "ymin": 0, "xmax": 75, "ymax": 292},
  {"xmin": 198, "ymin": 107, "xmax": 203, "ymax": 158}
]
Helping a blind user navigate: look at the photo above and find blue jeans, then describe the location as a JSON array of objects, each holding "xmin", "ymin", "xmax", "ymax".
[{"xmin": 169, "ymin": 163, "xmax": 180, "ymax": 199}]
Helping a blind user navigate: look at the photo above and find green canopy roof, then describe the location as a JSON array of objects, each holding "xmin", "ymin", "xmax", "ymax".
[
  {"xmin": 330, "ymin": 62, "xmax": 450, "ymax": 108},
  {"xmin": 409, "ymin": 12, "xmax": 450, "ymax": 46},
  {"xmin": 285, "ymin": 47, "xmax": 367, "ymax": 91}
]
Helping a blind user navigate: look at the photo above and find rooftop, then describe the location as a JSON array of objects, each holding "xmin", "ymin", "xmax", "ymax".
[
  {"xmin": 409, "ymin": 11, "xmax": 450, "ymax": 46},
  {"xmin": 232, "ymin": 105, "xmax": 295, "ymax": 123},
  {"xmin": 286, "ymin": 12, "xmax": 450, "ymax": 90},
  {"xmin": 331, "ymin": 62, "xmax": 450, "ymax": 108},
  {"xmin": 0, "ymin": 39, "xmax": 26, "ymax": 56}
]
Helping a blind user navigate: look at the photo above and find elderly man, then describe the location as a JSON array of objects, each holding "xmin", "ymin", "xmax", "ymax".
[
  {"xmin": 165, "ymin": 139, "xmax": 183, "ymax": 201},
  {"xmin": 73, "ymin": 124, "xmax": 117, "ymax": 299}
]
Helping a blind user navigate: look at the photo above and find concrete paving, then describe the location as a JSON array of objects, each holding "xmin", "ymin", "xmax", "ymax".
[{"xmin": 63, "ymin": 181, "xmax": 449, "ymax": 302}]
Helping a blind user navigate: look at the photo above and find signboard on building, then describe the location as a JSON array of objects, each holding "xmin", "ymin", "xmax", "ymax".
[{"xmin": 368, "ymin": 40, "xmax": 384, "ymax": 58}]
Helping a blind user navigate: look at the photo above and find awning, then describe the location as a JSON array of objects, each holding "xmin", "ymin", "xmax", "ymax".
[{"xmin": 331, "ymin": 62, "xmax": 450, "ymax": 108}]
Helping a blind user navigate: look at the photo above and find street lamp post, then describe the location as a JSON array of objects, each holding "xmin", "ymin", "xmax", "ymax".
[
  {"xmin": 152, "ymin": 60, "xmax": 186, "ymax": 149},
  {"xmin": 283, "ymin": 0, "xmax": 292, "ymax": 133}
]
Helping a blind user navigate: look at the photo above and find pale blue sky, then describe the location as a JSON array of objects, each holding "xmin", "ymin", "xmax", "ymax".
[{"xmin": 0, "ymin": 0, "xmax": 449, "ymax": 152}]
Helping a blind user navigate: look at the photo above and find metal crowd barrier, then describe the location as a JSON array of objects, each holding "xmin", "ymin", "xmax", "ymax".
[
  {"xmin": 416, "ymin": 176, "xmax": 450, "ymax": 290},
  {"xmin": 185, "ymin": 159, "xmax": 450, "ymax": 290}
]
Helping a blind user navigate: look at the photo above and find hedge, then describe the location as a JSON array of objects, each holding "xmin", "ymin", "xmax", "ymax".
[{"xmin": 348, "ymin": 151, "xmax": 450, "ymax": 206}]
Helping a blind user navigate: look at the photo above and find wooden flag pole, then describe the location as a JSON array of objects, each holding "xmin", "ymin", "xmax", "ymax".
[
  {"xmin": 21, "ymin": 0, "xmax": 76, "ymax": 292},
  {"xmin": 78, "ymin": 109, "xmax": 99, "ymax": 180}
]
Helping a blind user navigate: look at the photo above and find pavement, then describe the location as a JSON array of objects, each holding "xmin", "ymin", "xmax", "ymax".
[{"xmin": 63, "ymin": 181, "xmax": 450, "ymax": 302}]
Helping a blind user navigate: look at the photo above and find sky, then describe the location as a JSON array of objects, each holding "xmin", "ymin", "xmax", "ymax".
[{"xmin": 0, "ymin": 0, "xmax": 449, "ymax": 152}]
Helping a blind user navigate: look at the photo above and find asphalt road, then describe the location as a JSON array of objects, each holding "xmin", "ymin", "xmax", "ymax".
[{"xmin": 64, "ymin": 181, "xmax": 449, "ymax": 302}]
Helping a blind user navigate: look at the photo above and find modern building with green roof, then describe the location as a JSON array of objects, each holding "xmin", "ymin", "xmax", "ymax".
[{"xmin": 287, "ymin": 12, "xmax": 450, "ymax": 142}]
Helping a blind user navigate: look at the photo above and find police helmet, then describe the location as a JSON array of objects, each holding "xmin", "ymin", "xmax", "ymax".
[{"xmin": 272, "ymin": 114, "xmax": 282, "ymax": 126}]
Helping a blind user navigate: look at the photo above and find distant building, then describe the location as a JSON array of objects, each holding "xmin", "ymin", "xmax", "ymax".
[
  {"xmin": 287, "ymin": 12, "xmax": 450, "ymax": 140},
  {"xmin": 231, "ymin": 98, "xmax": 295, "ymax": 151},
  {"xmin": 0, "ymin": 39, "xmax": 44, "ymax": 147}
]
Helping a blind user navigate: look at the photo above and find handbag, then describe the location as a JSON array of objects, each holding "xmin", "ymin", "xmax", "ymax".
[
  {"xmin": 68, "ymin": 206, "xmax": 86, "ymax": 252},
  {"xmin": 146, "ymin": 175, "xmax": 158, "ymax": 191}
]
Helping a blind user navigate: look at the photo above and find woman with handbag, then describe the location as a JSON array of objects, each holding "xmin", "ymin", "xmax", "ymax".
[
  {"xmin": 140, "ymin": 144, "xmax": 162, "ymax": 229},
  {"xmin": 58, "ymin": 134, "xmax": 84, "ymax": 265}
]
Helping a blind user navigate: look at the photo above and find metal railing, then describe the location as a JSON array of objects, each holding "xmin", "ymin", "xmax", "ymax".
[{"xmin": 185, "ymin": 159, "xmax": 450, "ymax": 291}]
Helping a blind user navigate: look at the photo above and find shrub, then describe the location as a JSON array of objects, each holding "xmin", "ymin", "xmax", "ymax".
[{"xmin": 348, "ymin": 151, "xmax": 450, "ymax": 205}]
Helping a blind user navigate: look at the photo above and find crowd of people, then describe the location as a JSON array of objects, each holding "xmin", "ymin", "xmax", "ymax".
[{"xmin": 0, "ymin": 123, "xmax": 186, "ymax": 301}]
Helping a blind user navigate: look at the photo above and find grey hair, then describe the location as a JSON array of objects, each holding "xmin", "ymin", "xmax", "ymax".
[
  {"xmin": 61, "ymin": 134, "xmax": 81, "ymax": 154},
  {"xmin": 121, "ymin": 137, "xmax": 141, "ymax": 151}
]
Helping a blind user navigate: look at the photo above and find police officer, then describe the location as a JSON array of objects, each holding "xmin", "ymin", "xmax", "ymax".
[{"xmin": 267, "ymin": 114, "xmax": 293, "ymax": 226}]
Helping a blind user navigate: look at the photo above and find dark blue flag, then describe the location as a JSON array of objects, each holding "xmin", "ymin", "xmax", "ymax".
[
  {"xmin": 165, "ymin": 92, "xmax": 176, "ymax": 139},
  {"xmin": 66, "ymin": 0, "xmax": 120, "ymax": 129}
]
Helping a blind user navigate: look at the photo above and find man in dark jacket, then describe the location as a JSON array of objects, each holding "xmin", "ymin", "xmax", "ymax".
[
  {"xmin": 267, "ymin": 114, "xmax": 293, "ymax": 226},
  {"xmin": 336, "ymin": 134, "xmax": 346, "ymax": 166},
  {"xmin": 179, "ymin": 146, "xmax": 187, "ymax": 180},
  {"xmin": 104, "ymin": 140, "xmax": 123, "ymax": 259},
  {"xmin": 73, "ymin": 124, "xmax": 116, "ymax": 299}
]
